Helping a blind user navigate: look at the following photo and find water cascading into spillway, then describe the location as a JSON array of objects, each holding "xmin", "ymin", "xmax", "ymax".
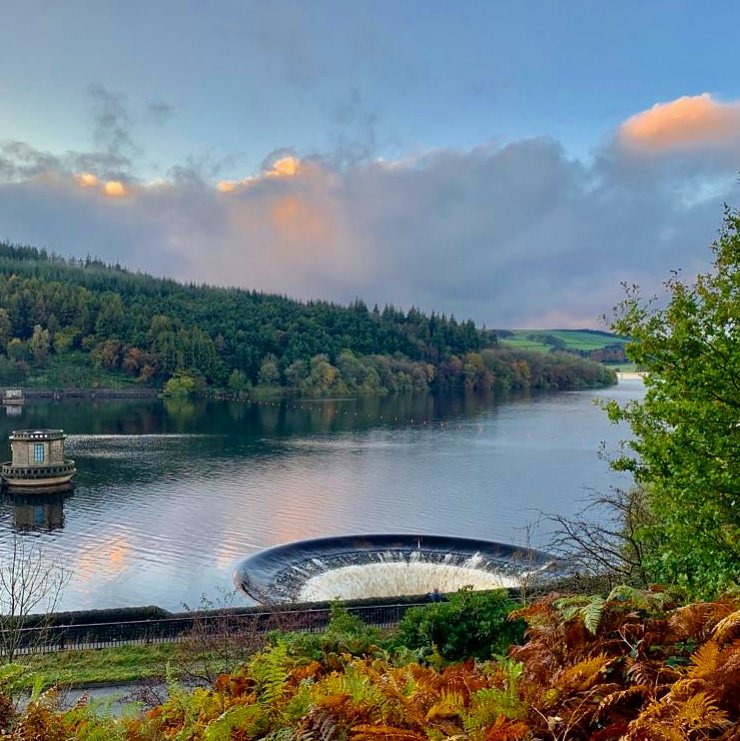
[{"xmin": 232, "ymin": 534, "xmax": 568, "ymax": 604}]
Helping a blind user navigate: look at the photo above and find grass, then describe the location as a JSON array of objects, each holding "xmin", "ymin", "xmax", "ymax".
[
  {"xmin": 14, "ymin": 622, "xmax": 262, "ymax": 691},
  {"xmin": 499, "ymin": 329, "xmax": 628, "ymax": 353},
  {"xmin": 19, "ymin": 644, "xmax": 181, "ymax": 690},
  {"xmin": 497, "ymin": 336, "xmax": 548, "ymax": 351}
]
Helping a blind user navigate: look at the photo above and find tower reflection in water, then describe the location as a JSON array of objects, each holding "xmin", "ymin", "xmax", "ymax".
[{"xmin": 6, "ymin": 485, "xmax": 73, "ymax": 532}]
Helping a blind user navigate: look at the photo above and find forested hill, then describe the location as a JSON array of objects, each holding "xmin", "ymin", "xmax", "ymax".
[{"xmin": 0, "ymin": 242, "xmax": 615, "ymax": 394}]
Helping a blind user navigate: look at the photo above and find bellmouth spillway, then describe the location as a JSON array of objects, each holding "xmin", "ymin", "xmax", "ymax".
[{"xmin": 233, "ymin": 533, "xmax": 568, "ymax": 604}]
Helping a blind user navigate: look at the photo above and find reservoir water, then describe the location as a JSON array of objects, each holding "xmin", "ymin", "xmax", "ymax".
[{"xmin": 0, "ymin": 377, "xmax": 644, "ymax": 611}]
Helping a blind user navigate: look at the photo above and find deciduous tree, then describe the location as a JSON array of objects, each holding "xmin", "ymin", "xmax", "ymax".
[
  {"xmin": 605, "ymin": 210, "xmax": 740, "ymax": 597},
  {"xmin": 0, "ymin": 535, "xmax": 68, "ymax": 663}
]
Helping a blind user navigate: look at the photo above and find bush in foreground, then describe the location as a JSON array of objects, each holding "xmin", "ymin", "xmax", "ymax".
[{"xmin": 392, "ymin": 587, "xmax": 524, "ymax": 662}]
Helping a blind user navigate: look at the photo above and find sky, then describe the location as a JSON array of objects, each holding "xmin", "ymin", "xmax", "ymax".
[{"xmin": 1, "ymin": 1, "xmax": 740, "ymax": 328}]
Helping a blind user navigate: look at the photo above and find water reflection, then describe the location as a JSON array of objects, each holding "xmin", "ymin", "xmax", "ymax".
[
  {"xmin": 0, "ymin": 392, "xmax": 504, "ymax": 440},
  {"xmin": 6, "ymin": 487, "xmax": 73, "ymax": 532},
  {"xmin": 0, "ymin": 381, "xmax": 645, "ymax": 611}
]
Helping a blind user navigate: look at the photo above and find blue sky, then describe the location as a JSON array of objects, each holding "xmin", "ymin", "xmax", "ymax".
[{"xmin": 1, "ymin": 1, "xmax": 740, "ymax": 326}]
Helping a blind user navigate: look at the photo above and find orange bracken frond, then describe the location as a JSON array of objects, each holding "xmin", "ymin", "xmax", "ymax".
[
  {"xmin": 556, "ymin": 653, "xmax": 610, "ymax": 693},
  {"xmin": 674, "ymin": 690, "xmax": 731, "ymax": 733},
  {"xmin": 625, "ymin": 657, "xmax": 680, "ymax": 689},
  {"xmin": 626, "ymin": 685, "xmax": 734, "ymax": 740},
  {"xmin": 595, "ymin": 685, "xmax": 649, "ymax": 723},
  {"xmin": 668, "ymin": 601, "xmax": 737, "ymax": 642},
  {"xmin": 483, "ymin": 716, "xmax": 531, "ymax": 741},
  {"xmin": 714, "ymin": 638, "xmax": 740, "ymax": 682},
  {"xmin": 291, "ymin": 659, "xmax": 324, "ymax": 682},
  {"xmin": 712, "ymin": 609, "xmax": 740, "ymax": 644},
  {"xmin": 509, "ymin": 598, "xmax": 557, "ymax": 627},
  {"xmin": 350, "ymin": 722, "xmax": 427, "ymax": 740},
  {"xmin": 437, "ymin": 661, "xmax": 487, "ymax": 700},
  {"xmin": 425, "ymin": 691, "xmax": 465, "ymax": 722},
  {"xmin": 687, "ymin": 640, "xmax": 722, "ymax": 678},
  {"xmin": 703, "ymin": 639, "xmax": 740, "ymax": 710},
  {"xmin": 668, "ymin": 602, "xmax": 715, "ymax": 641}
]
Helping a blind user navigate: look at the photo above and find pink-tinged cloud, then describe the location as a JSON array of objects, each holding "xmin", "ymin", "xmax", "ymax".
[
  {"xmin": 1, "ymin": 134, "xmax": 739, "ymax": 328},
  {"xmin": 619, "ymin": 93, "xmax": 740, "ymax": 150},
  {"xmin": 217, "ymin": 155, "xmax": 301, "ymax": 192}
]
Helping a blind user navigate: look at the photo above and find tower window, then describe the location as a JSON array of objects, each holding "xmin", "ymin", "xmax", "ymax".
[{"xmin": 33, "ymin": 443, "xmax": 44, "ymax": 463}]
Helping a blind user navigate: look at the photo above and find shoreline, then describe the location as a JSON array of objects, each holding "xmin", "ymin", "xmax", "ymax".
[
  {"xmin": 2, "ymin": 387, "xmax": 159, "ymax": 400},
  {"xmin": 2, "ymin": 376, "xmax": 622, "ymax": 403}
]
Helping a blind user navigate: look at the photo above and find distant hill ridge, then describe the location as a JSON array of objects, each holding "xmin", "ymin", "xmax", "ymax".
[{"xmin": 0, "ymin": 241, "xmax": 616, "ymax": 394}]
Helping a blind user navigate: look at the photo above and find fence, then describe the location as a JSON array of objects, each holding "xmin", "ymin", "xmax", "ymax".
[{"xmin": 1, "ymin": 601, "xmax": 429, "ymax": 654}]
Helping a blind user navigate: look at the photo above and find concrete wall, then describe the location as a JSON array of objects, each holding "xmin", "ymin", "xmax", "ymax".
[
  {"xmin": 11, "ymin": 441, "xmax": 29, "ymax": 465},
  {"xmin": 10, "ymin": 438, "xmax": 66, "ymax": 467}
]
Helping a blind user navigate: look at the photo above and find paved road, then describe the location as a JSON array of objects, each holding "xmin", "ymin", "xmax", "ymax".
[{"xmin": 21, "ymin": 681, "xmax": 173, "ymax": 717}]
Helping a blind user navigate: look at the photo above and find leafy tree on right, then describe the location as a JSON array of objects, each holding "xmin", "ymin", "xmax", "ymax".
[{"xmin": 606, "ymin": 209, "xmax": 740, "ymax": 598}]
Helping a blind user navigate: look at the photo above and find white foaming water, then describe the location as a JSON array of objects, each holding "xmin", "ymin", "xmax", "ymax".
[{"xmin": 298, "ymin": 562, "xmax": 520, "ymax": 601}]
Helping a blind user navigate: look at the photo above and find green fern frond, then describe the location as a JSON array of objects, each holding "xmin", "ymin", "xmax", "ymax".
[
  {"xmin": 582, "ymin": 596, "xmax": 606, "ymax": 635},
  {"xmin": 497, "ymin": 657, "xmax": 524, "ymax": 693},
  {"xmin": 553, "ymin": 596, "xmax": 591, "ymax": 610},
  {"xmin": 341, "ymin": 663, "xmax": 385, "ymax": 708},
  {"xmin": 250, "ymin": 642, "xmax": 291, "ymax": 707},
  {"xmin": 284, "ymin": 681, "xmax": 314, "ymax": 723},
  {"xmin": 463, "ymin": 685, "xmax": 527, "ymax": 731},
  {"xmin": 554, "ymin": 594, "xmax": 606, "ymax": 634},
  {"xmin": 559, "ymin": 605, "xmax": 583, "ymax": 624},
  {"xmin": 203, "ymin": 705, "xmax": 263, "ymax": 741}
]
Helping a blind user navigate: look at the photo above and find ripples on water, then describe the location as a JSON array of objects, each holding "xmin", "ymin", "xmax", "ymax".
[{"xmin": 0, "ymin": 380, "xmax": 644, "ymax": 611}]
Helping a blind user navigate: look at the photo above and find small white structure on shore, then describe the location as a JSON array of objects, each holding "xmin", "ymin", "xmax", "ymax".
[
  {"xmin": 1, "ymin": 429, "xmax": 75, "ymax": 489},
  {"xmin": 2, "ymin": 389, "xmax": 24, "ymax": 406}
]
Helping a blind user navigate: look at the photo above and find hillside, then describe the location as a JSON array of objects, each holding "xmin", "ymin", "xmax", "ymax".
[
  {"xmin": 0, "ymin": 242, "xmax": 615, "ymax": 394},
  {"xmin": 498, "ymin": 328, "xmax": 629, "ymax": 364}
]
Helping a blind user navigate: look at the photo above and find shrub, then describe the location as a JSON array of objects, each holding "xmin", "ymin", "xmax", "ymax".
[{"xmin": 392, "ymin": 587, "xmax": 525, "ymax": 662}]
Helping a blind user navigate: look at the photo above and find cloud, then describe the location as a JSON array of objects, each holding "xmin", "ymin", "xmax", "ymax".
[
  {"xmin": 87, "ymin": 83, "xmax": 136, "ymax": 164},
  {"xmin": 102, "ymin": 180, "xmax": 129, "ymax": 197},
  {"xmin": 145, "ymin": 99, "xmax": 174, "ymax": 126},
  {"xmin": 0, "ymin": 141, "xmax": 61, "ymax": 180},
  {"xmin": 74, "ymin": 172, "xmax": 99, "ymax": 188},
  {"xmin": 217, "ymin": 153, "xmax": 301, "ymax": 192},
  {"xmin": 1, "ymin": 97, "xmax": 739, "ymax": 328},
  {"xmin": 72, "ymin": 173, "xmax": 129, "ymax": 197},
  {"xmin": 0, "ymin": 141, "xmax": 131, "ymax": 184},
  {"xmin": 325, "ymin": 88, "xmax": 380, "ymax": 165},
  {"xmin": 619, "ymin": 93, "xmax": 740, "ymax": 151}
]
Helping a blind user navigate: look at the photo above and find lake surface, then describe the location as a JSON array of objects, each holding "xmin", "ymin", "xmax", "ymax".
[{"xmin": 0, "ymin": 378, "xmax": 644, "ymax": 612}]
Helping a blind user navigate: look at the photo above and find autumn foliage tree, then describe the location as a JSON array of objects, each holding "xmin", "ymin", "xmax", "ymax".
[{"xmin": 606, "ymin": 209, "xmax": 740, "ymax": 597}]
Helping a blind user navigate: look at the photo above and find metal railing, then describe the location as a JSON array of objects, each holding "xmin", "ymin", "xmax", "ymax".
[{"xmin": 1, "ymin": 601, "xmax": 428, "ymax": 654}]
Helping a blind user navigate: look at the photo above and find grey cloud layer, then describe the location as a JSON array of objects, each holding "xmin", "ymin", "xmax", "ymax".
[{"xmin": 0, "ymin": 136, "xmax": 736, "ymax": 328}]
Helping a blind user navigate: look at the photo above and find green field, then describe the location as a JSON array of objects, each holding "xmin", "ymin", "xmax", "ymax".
[
  {"xmin": 22, "ymin": 644, "xmax": 180, "ymax": 689},
  {"xmin": 498, "ymin": 329, "xmax": 628, "ymax": 353}
]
